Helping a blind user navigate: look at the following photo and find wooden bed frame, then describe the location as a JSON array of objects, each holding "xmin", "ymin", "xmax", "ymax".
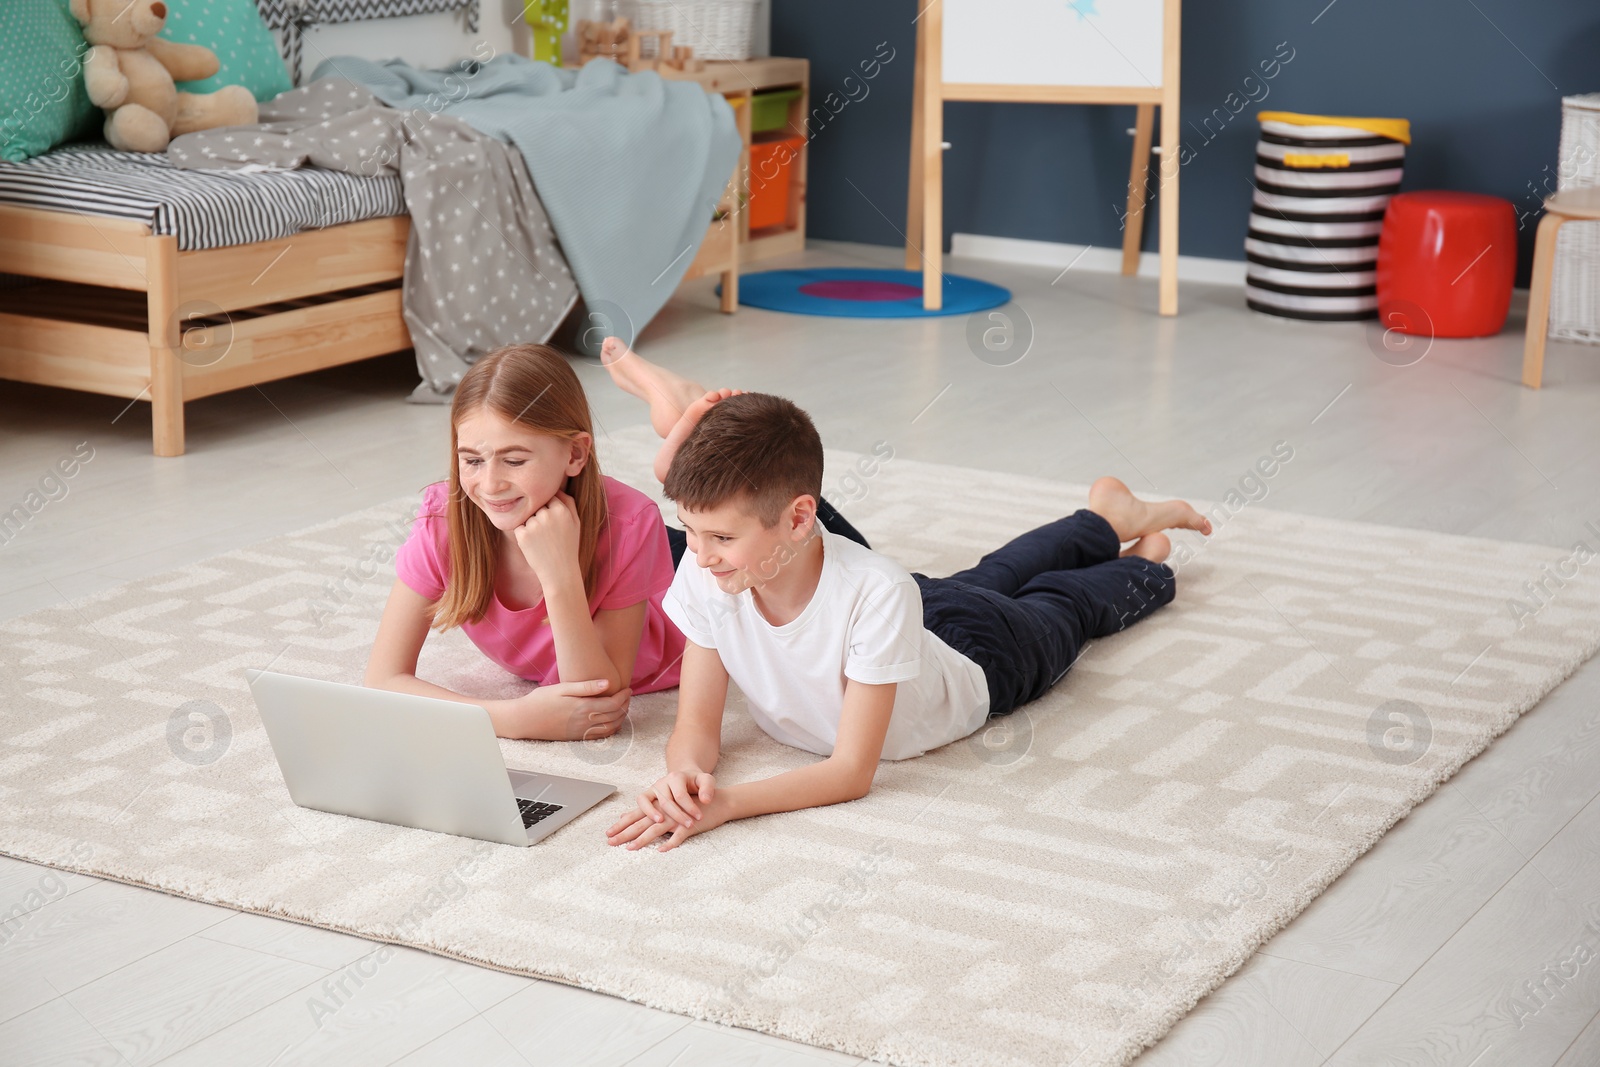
[{"xmin": 0, "ymin": 198, "xmax": 738, "ymax": 457}]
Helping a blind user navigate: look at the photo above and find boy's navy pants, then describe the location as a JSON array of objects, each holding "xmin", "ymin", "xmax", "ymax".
[{"xmin": 916, "ymin": 510, "xmax": 1176, "ymax": 717}]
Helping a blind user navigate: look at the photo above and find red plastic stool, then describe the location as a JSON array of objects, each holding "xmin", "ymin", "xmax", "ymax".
[{"xmin": 1376, "ymin": 192, "xmax": 1517, "ymax": 337}]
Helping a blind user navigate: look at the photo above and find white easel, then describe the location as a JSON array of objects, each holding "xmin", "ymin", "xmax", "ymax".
[{"xmin": 906, "ymin": 0, "xmax": 1182, "ymax": 315}]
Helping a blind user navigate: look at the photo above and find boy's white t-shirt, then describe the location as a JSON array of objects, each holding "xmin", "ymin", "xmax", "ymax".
[{"xmin": 662, "ymin": 530, "xmax": 991, "ymax": 761}]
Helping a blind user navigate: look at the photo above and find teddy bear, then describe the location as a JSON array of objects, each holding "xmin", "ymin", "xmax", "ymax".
[{"xmin": 71, "ymin": 0, "xmax": 260, "ymax": 153}]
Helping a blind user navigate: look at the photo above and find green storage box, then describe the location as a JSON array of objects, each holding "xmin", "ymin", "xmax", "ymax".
[{"xmin": 751, "ymin": 88, "xmax": 801, "ymax": 133}]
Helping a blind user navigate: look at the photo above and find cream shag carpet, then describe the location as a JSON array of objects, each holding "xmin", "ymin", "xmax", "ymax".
[{"xmin": 4, "ymin": 427, "xmax": 1599, "ymax": 1067}]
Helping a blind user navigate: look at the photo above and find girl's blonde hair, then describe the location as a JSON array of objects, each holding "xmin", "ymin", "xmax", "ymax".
[{"xmin": 432, "ymin": 344, "xmax": 607, "ymax": 630}]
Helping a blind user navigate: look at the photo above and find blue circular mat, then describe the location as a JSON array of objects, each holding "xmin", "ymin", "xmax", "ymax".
[{"xmin": 727, "ymin": 268, "xmax": 1011, "ymax": 318}]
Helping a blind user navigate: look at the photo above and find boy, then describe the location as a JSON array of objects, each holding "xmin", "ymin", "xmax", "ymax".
[{"xmin": 602, "ymin": 389, "xmax": 1210, "ymax": 852}]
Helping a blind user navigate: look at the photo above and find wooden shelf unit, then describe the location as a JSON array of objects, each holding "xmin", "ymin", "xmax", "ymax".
[{"xmin": 660, "ymin": 57, "xmax": 810, "ymax": 275}]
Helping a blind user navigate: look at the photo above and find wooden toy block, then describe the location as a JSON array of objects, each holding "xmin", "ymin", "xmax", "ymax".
[{"xmin": 575, "ymin": 17, "xmax": 701, "ymax": 73}]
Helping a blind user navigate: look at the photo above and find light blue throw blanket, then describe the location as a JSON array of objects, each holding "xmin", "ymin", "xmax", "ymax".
[{"xmin": 312, "ymin": 54, "xmax": 741, "ymax": 343}]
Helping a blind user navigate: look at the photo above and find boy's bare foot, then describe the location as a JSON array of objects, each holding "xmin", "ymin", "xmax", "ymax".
[
  {"xmin": 600, "ymin": 336, "xmax": 707, "ymax": 438},
  {"xmin": 1088, "ymin": 476, "xmax": 1212, "ymax": 544},
  {"xmin": 654, "ymin": 388, "xmax": 743, "ymax": 483},
  {"xmin": 1120, "ymin": 532, "xmax": 1171, "ymax": 564}
]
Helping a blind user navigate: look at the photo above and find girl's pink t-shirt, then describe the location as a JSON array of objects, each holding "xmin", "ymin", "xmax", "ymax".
[{"xmin": 394, "ymin": 478, "xmax": 684, "ymax": 692}]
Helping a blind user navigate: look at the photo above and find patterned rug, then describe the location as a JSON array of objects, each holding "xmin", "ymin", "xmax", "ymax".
[{"xmin": 4, "ymin": 426, "xmax": 1599, "ymax": 1067}]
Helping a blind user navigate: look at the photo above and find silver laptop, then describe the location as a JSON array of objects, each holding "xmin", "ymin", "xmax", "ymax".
[{"xmin": 247, "ymin": 671, "xmax": 616, "ymax": 846}]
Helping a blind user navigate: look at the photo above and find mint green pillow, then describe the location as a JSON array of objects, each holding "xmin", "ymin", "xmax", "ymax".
[
  {"xmin": 0, "ymin": 0, "xmax": 99, "ymax": 162},
  {"xmin": 161, "ymin": 0, "xmax": 294, "ymax": 103}
]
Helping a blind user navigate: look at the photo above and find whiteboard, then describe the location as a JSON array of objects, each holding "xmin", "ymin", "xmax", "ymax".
[{"xmin": 941, "ymin": 0, "xmax": 1166, "ymax": 89}]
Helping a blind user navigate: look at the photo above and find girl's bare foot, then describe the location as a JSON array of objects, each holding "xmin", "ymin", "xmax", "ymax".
[
  {"xmin": 599, "ymin": 336, "xmax": 707, "ymax": 438},
  {"xmin": 1088, "ymin": 476, "xmax": 1212, "ymax": 543},
  {"xmin": 654, "ymin": 388, "xmax": 743, "ymax": 483},
  {"xmin": 1120, "ymin": 531, "xmax": 1171, "ymax": 564}
]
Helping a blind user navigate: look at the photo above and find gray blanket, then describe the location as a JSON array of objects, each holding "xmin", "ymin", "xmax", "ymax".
[
  {"xmin": 169, "ymin": 77, "xmax": 577, "ymax": 400},
  {"xmin": 312, "ymin": 55, "xmax": 741, "ymax": 350}
]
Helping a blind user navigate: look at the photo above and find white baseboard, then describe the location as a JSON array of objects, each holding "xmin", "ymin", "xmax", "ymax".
[{"xmin": 949, "ymin": 233, "xmax": 1248, "ymax": 287}]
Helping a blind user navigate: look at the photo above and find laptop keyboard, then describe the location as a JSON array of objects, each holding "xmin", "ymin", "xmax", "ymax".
[{"xmin": 517, "ymin": 798, "xmax": 564, "ymax": 829}]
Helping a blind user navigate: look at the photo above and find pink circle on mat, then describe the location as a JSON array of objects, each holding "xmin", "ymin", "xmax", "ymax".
[{"xmin": 798, "ymin": 280, "xmax": 924, "ymax": 301}]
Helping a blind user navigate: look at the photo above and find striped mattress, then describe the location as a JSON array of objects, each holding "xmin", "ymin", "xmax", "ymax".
[
  {"xmin": 0, "ymin": 143, "xmax": 405, "ymax": 252},
  {"xmin": 1245, "ymin": 119, "xmax": 1408, "ymax": 322}
]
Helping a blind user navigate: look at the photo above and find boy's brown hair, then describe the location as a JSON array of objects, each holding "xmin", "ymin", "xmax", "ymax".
[{"xmin": 662, "ymin": 392, "xmax": 823, "ymax": 526}]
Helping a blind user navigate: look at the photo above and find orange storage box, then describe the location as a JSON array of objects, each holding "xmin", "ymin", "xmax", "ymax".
[{"xmin": 748, "ymin": 135, "xmax": 804, "ymax": 231}]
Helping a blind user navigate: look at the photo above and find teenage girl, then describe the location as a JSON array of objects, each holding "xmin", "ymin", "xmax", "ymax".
[
  {"xmin": 367, "ymin": 340, "xmax": 867, "ymax": 743},
  {"xmin": 367, "ymin": 343, "xmax": 678, "ymax": 741}
]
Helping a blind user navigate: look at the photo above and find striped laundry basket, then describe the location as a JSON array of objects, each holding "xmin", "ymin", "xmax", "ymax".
[{"xmin": 1246, "ymin": 111, "xmax": 1411, "ymax": 321}]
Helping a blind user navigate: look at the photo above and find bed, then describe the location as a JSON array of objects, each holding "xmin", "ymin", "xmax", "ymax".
[{"xmin": 0, "ymin": 142, "xmax": 738, "ymax": 457}]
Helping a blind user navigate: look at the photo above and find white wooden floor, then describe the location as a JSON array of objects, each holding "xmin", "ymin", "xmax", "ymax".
[{"xmin": 2, "ymin": 240, "xmax": 1598, "ymax": 1066}]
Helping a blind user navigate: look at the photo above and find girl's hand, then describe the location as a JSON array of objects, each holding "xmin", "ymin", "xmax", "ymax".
[
  {"xmin": 494, "ymin": 679, "xmax": 630, "ymax": 741},
  {"xmin": 513, "ymin": 491, "xmax": 583, "ymax": 589},
  {"xmin": 653, "ymin": 389, "xmax": 743, "ymax": 484}
]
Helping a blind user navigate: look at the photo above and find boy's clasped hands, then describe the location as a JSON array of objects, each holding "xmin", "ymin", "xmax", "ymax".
[{"xmin": 606, "ymin": 768, "xmax": 728, "ymax": 851}]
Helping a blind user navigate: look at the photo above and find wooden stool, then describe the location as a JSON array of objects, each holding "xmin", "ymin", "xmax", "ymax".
[{"xmin": 1523, "ymin": 186, "xmax": 1600, "ymax": 388}]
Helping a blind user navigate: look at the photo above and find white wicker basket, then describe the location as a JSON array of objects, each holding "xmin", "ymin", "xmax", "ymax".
[
  {"xmin": 633, "ymin": 0, "xmax": 756, "ymax": 61},
  {"xmin": 1551, "ymin": 93, "xmax": 1600, "ymax": 344}
]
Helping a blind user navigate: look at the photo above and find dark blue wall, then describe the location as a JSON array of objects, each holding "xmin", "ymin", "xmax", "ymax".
[{"xmin": 772, "ymin": 0, "xmax": 1600, "ymax": 280}]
